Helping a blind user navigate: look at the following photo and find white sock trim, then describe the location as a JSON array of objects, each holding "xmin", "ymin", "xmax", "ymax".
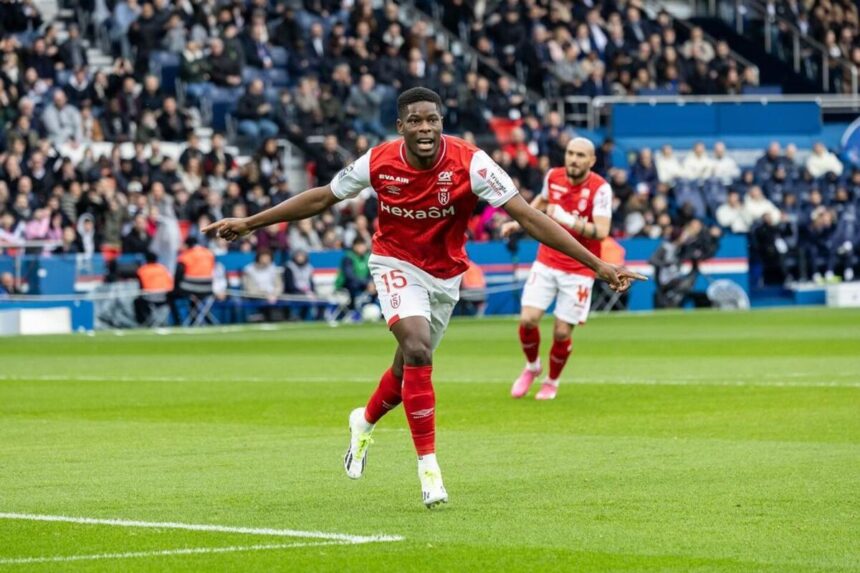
[{"xmin": 527, "ymin": 359, "xmax": 541, "ymax": 372}]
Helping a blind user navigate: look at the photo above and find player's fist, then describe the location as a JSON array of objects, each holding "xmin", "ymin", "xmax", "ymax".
[
  {"xmin": 201, "ymin": 218, "xmax": 251, "ymax": 242},
  {"xmin": 500, "ymin": 221, "xmax": 521, "ymax": 238},
  {"xmin": 547, "ymin": 204, "xmax": 578, "ymax": 229}
]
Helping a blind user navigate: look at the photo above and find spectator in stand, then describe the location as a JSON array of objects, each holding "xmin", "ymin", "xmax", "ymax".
[
  {"xmin": 743, "ymin": 185, "xmax": 782, "ymax": 227},
  {"xmin": 335, "ymin": 237, "xmax": 375, "ymax": 311},
  {"xmin": 289, "ymin": 218, "xmax": 323, "ymax": 253},
  {"xmin": 242, "ymin": 249, "xmax": 283, "ymax": 322},
  {"xmin": 123, "ymin": 213, "xmax": 152, "ymax": 255},
  {"xmin": 682, "ymin": 142, "xmax": 714, "ymax": 181},
  {"xmin": 717, "ymin": 190, "xmax": 749, "ymax": 233},
  {"xmin": 236, "ymin": 79, "xmax": 279, "ymax": 140},
  {"xmin": 0, "ymin": 272, "xmax": 19, "ymax": 297},
  {"xmin": 346, "ymin": 74, "xmax": 385, "ymax": 142},
  {"xmin": 712, "ymin": 142, "xmax": 741, "ymax": 184},
  {"xmin": 314, "ymin": 135, "xmax": 347, "ymax": 187},
  {"xmin": 283, "ymin": 248, "xmax": 319, "ymax": 320},
  {"xmin": 755, "ymin": 142, "xmax": 785, "ymax": 182},
  {"xmin": 42, "ymin": 90, "xmax": 82, "ymax": 147},
  {"xmin": 655, "ymin": 144, "xmax": 685, "ymax": 184},
  {"xmin": 630, "ymin": 148, "xmax": 659, "ymax": 191},
  {"xmin": 805, "ymin": 142, "xmax": 844, "ymax": 179}
]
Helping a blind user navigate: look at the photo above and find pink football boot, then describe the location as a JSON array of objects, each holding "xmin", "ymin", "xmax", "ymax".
[
  {"xmin": 535, "ymin": 381, "xmax": 559, "ymax": 400},
  {"xmin": 511, "ymin": 366, "xmax": 542, "ymax": 398}
]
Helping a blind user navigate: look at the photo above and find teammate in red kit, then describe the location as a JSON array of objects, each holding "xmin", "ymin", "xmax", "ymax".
[
  {"xmin": 203, "ymin": 88, "xmax": 645, "ymax": 508},
  {"xmin": 502, "ymin": 137, "xmax": 613, "ymax": 400}
]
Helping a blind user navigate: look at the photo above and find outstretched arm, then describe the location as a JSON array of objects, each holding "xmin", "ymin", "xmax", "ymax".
[
  {"xmin": 202, "ymin": 185, "xmax": 341, "ymax": 240},
  {"xmin": 502, "ymin": 194, "xmax": 646, "ymax": 291}
]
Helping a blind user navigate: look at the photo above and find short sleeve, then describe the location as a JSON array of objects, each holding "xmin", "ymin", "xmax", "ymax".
[
  {"xmin": 469, "ymin": 150, "xmax": 520, "ymax": 207},
  {"xmin": 539, "ymin": 171, "xmax": 551, "ymax": 200},
  {"xmin": 593, "ymin": 183, "xmax": 613, "ymax": 218},
  {"xmin": 330, "ymin": 151, "xmax": 371, "ymax": 200}
]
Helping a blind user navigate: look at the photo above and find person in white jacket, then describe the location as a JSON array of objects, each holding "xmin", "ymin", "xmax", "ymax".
[
  {"xmin": 742, "ymin": 186, "xmax": 781, "ymax": 226},
  {"xmin": 716, "ymin": 190, "xmax": 748, "ymax": 233},
  {"xmin": 805, "ymin": 142, "xmax": 844, "ymax": 178},
  {"xmin": 656, "ymin": 144, "xmax": 685, "ymax": 184},
  {"xmin": 682, "ymin": 142, "xmax": 715, "ymax": 181},
  {"xmin": 712, "ymin": 142, "xmax": 741, "ymax": 184}
]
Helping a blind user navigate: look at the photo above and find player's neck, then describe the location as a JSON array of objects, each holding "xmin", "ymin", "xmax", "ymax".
[
  {"xmin": 567, "ymin": 171, "xmax": 590, "ymax": 186},
  {"xmin": 403, "ymin": 144, "xmax": 442, "ymax": 171}
]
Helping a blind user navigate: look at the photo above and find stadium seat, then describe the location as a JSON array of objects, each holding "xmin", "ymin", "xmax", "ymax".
[
  {"xmin": 264, "ymin": 68, "xmax": 289, "ymax": 88},
  {"xmin": 149, "ymin": 51, "xmax": 181, "ymax": 94},
  {"xmin": 270, "ymin": 46, "xmax": 288, "ymax": 68}
]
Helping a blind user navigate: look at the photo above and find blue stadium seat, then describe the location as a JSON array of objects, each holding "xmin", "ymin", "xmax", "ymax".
[
  {"xmin": 209, "ymin": 88, "xmax": 238, "ymax": 132},
  {"xmin": 241, "ymin": 67, "xmax": 265, "ymax": 84},
  {"xmin": 149, "ymin": 51, "xmax": 181, "ymax": 94},
  {"xmin": 741, "ymin": 85, "xmax": 783, "ymax": 95},
  {"xmin": 638, "ymin": 87, "xmax": 680, "ymax": 96},
  {"xmin": 270, "ymin": 47, "xmax": 288, "ymax": 68},
  {"xmin": 264, "ymin": 68, "xmax": 290, "ymax": 88}
]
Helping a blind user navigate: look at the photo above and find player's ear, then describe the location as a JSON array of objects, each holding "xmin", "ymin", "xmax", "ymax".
[{"xmin": 395, "ymin": 118, "xmax": 404, "ymax": 135}]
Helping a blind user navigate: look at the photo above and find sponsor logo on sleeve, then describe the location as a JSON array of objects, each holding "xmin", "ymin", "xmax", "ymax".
[
  {"xmin": 476, "ymin": 166, "xmax": 507, "ymax": 196},
  {"xmin": 335, "ymin": 162, "xmax": 355, "ymax": 181}
]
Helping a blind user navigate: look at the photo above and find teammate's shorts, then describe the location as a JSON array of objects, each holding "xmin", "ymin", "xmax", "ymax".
[
  {"xmin": 520, "ymin": 261, "xmax": 595, "ymax": 325},
  {"xmin": 369, "ymin": 254, "xmax": 462, "ymax": 350}
]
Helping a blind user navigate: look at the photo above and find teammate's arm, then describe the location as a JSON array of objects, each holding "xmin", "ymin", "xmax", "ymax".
[
  {"xmin": 500, "ymin": 185, "xmax": 547, "ymax": 237},
  {"xmin": 502, "ymin": 195, "xmax": 645, "ymax": 291},
  {"xmin": 549, "ymin": 210, "xmax": 610, "ymax": 240},
  {"xmin": 202, "ymin": 186, "xmax": 339, "ymax": 240}
]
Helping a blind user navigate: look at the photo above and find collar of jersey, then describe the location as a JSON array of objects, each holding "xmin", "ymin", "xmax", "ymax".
[{"xmin": 398, "ymin": 135, "xmax": 448, "ymax": 172}]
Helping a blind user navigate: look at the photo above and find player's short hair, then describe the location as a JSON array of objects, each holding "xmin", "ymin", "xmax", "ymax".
[{"xmin": 397, "ymin": 87, "xmax": 443, "ymax": 118}]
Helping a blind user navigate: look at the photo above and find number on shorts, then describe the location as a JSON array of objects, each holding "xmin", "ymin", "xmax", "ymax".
[{"xmin": 381, "ymin": 270, "xmax": 408, "ymax": 293}]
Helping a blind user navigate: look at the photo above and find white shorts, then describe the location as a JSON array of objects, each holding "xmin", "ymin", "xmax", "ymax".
[
  {"xmin": 368, "ymin": 254, "xmax": 462, "ymax": 351},
  {"xmin": 521, "ymin": 261, "xmax": 595, "ymax": 325}
]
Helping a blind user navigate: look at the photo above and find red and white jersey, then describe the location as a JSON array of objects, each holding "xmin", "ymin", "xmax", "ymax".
[
  {"xmin": 331, "ymin": 135, "xmax": 519, "ymax": 278},
  {"xmin": 536, "ymin": 169, "xmax": 612, "ymax": 277}
]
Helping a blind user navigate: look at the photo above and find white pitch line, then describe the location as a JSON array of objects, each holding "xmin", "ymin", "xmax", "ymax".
[
  {"xmin": 0, "ymin": 373, "xmax": 857, "ymax": 388},
  {"xmin": 0, "ymin": 541, "xmax": 350, "ymax": 566},
  {"xmin": 0, "ymin": 513, "xmax": 403, "ymax": 544}
]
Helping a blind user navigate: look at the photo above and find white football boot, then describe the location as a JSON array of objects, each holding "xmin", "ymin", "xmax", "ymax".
[
  {"xmin": 418, "ymin": 454, "xmax": 448, "ymax": 509},
  {"xmin": 344, "ymin": 407, "xmax": 374, "ymax": 479}
]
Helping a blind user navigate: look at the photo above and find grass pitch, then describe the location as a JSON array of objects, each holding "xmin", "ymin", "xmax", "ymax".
[{"xmin": 0, "ymin": 308, "xmax": 858, "ymax": 572}]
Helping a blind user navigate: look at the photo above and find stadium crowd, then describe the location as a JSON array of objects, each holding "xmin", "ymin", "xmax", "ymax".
[
  {"xmin": 430, "ymin": 0, "xmax": 760, "ymax": 97},
  {"xmin": 0, "ymin": 0, "xmax": 857, "ymax": 294},
  {"xmin": 768, "ymin": 0, "xmax": 860, "ymax": 93}
]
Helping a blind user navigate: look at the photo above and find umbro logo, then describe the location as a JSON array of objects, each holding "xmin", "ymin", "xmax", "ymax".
[{"xmin": 410, "ymin": 408, "xmax": 435, "ymax": 419}]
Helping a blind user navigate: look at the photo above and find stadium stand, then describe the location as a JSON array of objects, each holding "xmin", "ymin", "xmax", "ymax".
[{"xmin": 0, "ymin": 0, "xmax": 858, "ymax": 325}]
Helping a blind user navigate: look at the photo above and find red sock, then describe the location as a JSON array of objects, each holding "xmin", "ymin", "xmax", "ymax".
[
  {"xmin": 364, "ymin": 368, "xmax": 402, "ymax": 424},
  {"xmin": 519, "ymin": 324, "xmax": 540, "ymax": 363},
  {"xmin": 402, "ymin": 365, "xmax": 435, "ymax": 456},
  {"xmin": 548, "ymin": 338, "xmax": 573, "ymax": 380}
]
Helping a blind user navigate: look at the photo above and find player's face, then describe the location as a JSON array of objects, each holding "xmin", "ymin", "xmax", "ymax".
[
  {"xmin": 564, "ymin": 141, "xmax": 595, "ymax": 180},
  {"xmin": 397, "ymin": 101, "xmax": 443, "ymax": 160}
]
